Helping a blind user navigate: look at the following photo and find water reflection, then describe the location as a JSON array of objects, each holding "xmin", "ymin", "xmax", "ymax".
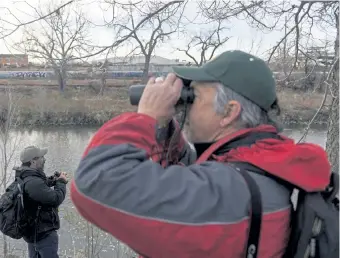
[
  {"xmin": 6, "ymin": 126, "xmax": 98, "ymax": 178},
  {"xmin": 8, "ymin": 126, "xmax": 327, "ymax": 176}
]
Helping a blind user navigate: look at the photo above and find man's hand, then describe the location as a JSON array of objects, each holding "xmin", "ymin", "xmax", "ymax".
[
  {"xmin": 137, "ymin": 73, "xmax": 183, "ymax": 125},
  {"xmin": 57, "ymin": 172, "xmax": 68, "ymax": 184}
]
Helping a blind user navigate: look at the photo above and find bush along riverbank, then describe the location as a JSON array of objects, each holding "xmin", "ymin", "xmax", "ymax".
[
  {"xmin": 6, "ymin": 106, "xmax": 330, "ymax": 127},
  {"xmin": 0, "ymin": 86, "xmax": 330, "ymax": 127}
]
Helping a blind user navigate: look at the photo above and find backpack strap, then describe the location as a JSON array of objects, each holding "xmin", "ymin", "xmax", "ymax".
[
  {"xmin": 14, "ymin": 175, "xmax": 41, "ymax": 212},
  {"xmin": 325, "ymin": 172, "xmax": 339, "ymax": 202},
  {"xmin": 229, "ymin": 164, "xmax": 262, "ymax": 258},
  {"xmin": 14, "ymin": 176, "xmax": 29, "ymax": 209},
  {"xmin": 195, "ymin": 130, "xmax": 251, "ymax": 163},
  {"xmin": 194, "ymin": 136, "xmax": 264, "ymax": 258},
  {"xmin": 16, "ymin": 175, "xmax": 36, "ymax": 193}
]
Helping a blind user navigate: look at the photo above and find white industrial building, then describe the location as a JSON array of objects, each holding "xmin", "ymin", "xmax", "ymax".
[{"xmin": 93, "ymin": 55, "xmax": 188, "ymax": 72}]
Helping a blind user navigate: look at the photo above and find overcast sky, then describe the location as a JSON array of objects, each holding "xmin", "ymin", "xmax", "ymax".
[{"xmin": 0, "ymin": 0, "xmax": 336, "ymax": 62}]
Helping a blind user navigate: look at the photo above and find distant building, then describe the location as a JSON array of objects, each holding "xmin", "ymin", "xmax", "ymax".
[
  {"xmin": 0, "ymin": 54, "xmax": 29, "ymax": 67},
  {"xmin": 93, "ymin": 55, "xmax": 188, "ymax": 73},
  {"xmin": 306, "ymin": 48, "xmax": 335, "ymax": 67},
  {"xmin": 269, "ymin": 46, "xmax": 335, "ymax": 72}
]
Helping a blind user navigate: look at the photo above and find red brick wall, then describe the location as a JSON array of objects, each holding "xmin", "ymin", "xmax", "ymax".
[{"xmin": 0, "ymin": 55, "xmax": 28, "ymax": 66}]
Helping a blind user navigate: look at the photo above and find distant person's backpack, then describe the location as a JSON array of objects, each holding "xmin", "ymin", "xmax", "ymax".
[{"xmin": 0, "ymin": 177, "xmax": 30, "ymax": 239}]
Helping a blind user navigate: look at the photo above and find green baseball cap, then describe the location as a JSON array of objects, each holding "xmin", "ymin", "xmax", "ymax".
[{"xmin": 172, "ymin": 50, "xmax": 277, "ymax": 111}]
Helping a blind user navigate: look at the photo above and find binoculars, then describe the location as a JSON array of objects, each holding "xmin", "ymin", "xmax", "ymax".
[{"xmin": 129, "ymin": 83, "xmax": 195, "ymax": 106}]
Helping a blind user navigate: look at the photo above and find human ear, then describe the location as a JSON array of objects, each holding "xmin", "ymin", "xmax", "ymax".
[{"xmin": 219, "ymin": 100, "xmax": 241, "ymax": 127}]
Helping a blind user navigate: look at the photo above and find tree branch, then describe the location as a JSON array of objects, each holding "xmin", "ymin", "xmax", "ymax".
[
  {"xmin": 177, "ymin": 19, "xmax": 229, "ymax": 66},
  {"xmin": 298, "ymin": 56, "xmax": 339, "ymax": 143},
  {"xmin": 0, "ymin": 0, "xmax": 74, "ymax": 39},
  {"xmin": 76, "ymin": 0, "xmax": 184, "ymax": 60},
  {"xmin": 268, "ymin": 2, "xmax": 313, "ymax": 63}
]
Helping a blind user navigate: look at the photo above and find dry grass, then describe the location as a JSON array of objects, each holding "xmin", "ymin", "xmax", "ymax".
[
  {"xmin": 277, "ymin": 88, "xmax": 330, "ymax": 111},
  {"xmin": 18, "ymin": 88, "xmax": 135, "ymax": 113},
  {"xmin": 0, "ymin": 88, "xmax": 133, "ymax": 112},
  {"xmin": 276, "ymin": 88, "xmax": 330, "ymax": 125},
  {"xmin": 0, "ymin": 86, "xmax": 137, "ymax": 126},
  {"xmin": 0, "ymin": 83, "xmax": 330, "ymax": 127}
]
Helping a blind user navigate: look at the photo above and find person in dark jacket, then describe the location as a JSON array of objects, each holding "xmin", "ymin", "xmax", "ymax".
[
  {"xmin": 70, "ymin": 50, "xmax": 331, "ymax": 257},
  {"xmin": 15, "ymin": 145, "xmax": 68, "ymax": 258}
]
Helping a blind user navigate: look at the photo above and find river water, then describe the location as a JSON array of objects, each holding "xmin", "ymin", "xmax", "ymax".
[{"xmin": 1, "ymin": 125, "xmax": 327, "ymax": 258}]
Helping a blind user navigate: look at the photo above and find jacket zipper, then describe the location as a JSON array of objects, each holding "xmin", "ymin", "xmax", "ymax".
[{"xmin": 52, "ymin": 209, "xmax": 56, "ymax": 227}]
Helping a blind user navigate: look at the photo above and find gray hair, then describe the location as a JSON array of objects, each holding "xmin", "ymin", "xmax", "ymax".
[{"xmin": 214, "ymin": 83, "xmax": 271, "ymax": 129}]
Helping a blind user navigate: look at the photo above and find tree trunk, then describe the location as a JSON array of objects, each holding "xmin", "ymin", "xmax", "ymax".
[
  {"xmin": 99, "ymin": 70, "xmax": 107, "ymax": 96},
  {"xmin": 56, "ymin": 68, "xmax": 67, "ymax": 92},
  {"xmin": 325, "ymin": 20, "xmax": 339, "ymax": 173},
  {"xmin": 1, "ymin": 91, "xmax": 11, "ymax": 258},
  {"xmin": 142, "ymin": 55, "xmax": 151, "ymax": 84}
]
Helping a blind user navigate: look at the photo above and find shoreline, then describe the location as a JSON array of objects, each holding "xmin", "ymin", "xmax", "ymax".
[{"xmin": 6, "ymin": 108, "xmax": 329, "ymax": 128}]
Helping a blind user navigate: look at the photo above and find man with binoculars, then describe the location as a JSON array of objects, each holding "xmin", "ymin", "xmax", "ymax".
[{"xmin": 71, "ymin": 50, "xmax": 332, "ymax": 257}]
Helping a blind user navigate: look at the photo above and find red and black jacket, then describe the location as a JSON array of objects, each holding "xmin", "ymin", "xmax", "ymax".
[{"xmin": 70, "ymin": 112, "xmax": 331, "ymax": 258}]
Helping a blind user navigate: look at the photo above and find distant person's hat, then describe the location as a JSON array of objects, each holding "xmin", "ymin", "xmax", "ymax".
[
  {"xmin": 172, "ymin": 50, "xmax": 277, "ymax": 112},
  {"xmin": 20, "ymin": 146, "xmax": 48, "ymax": 163}
]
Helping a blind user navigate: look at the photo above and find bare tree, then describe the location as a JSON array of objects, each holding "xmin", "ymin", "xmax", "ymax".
[
  {"xmin": 14, "ymin": 2, "xmax": 91, "ymax": 92},
  {"xmin": 2, "ymin": 0, "xmax": 188, "ymax": 69},
  {"xmin": 0, "ymin": 87, "xmax": 23, "ymax": 258},
  {"xmin": 41, "ymin": 0, "xmax": 185, "ymax": 64},
  {"xmin": 113, "ymin": 0, "xmax": 185, "ymax": 82},
  {"xmin": 177, "ymin": 19, "xmax": 229, "ymax": 66}
]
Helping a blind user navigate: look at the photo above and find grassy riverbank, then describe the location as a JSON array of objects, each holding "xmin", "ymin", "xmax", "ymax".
[{"xmin": 0, "ymin": 82, "xmax": 330, "ymax": 127}]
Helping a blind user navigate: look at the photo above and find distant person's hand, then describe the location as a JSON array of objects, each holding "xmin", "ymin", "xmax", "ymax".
[{"xmin": 57, "ymin": 172, "xmax": 68, "ymax": 184}]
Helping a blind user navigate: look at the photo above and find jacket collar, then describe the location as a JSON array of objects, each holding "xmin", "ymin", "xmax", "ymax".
[{"xmin": 13, "ymin": 166, "xmax": 46, "ymax": 179}]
